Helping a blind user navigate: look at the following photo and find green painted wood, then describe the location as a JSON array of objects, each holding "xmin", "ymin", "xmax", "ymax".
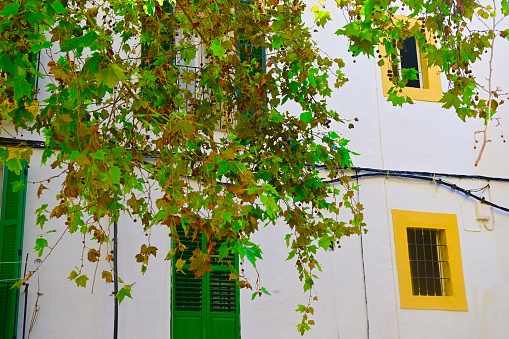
[
  {"xmin": 0, "ymin": 164, "xmax": 28, "ymax": 339},
  {"xmin": 172, "ymin": 225, "xmax": 240, "ymax": 339},
  {"xmin": 173, "ymin": 315, "xmax": 204, "ymax": 339}
]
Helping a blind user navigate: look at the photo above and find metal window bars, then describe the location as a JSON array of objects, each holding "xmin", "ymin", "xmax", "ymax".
[{"xmin": 406, "ymin": 228, "xmax": 449, "ymax": 296}]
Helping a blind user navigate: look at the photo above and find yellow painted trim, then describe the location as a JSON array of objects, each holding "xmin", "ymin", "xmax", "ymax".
[
  {"xmin": 392, "ymin": 209, "xmax": 468, "ymax": 311},
  {"xmin": 379, "ymin": 17, "xmax": 442, "ymax": 102}
]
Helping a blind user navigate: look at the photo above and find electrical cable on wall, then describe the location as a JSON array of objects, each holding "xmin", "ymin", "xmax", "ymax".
[
  {"xmin": 326, "ymin": 169, "xmax": 509, "ymax": 214},
  {"xmin": 2, "ymin": 136, "xmax": 509, "ymax": 213}
]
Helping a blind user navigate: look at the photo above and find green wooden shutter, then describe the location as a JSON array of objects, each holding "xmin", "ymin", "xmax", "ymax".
[
  {"xmin": 0, "ymin": 164, "xmax": 28, "ymax": 339},
  {"xmin": 172, "ymin": 227, "xmax": 240, "ymax": 339},
  {"xmin": 209, "ymin": 270, "xmax": 239, "ymax": 339},
  {"xmin": 173, "ymin": 229, "xmax": 205, "ymax": 339},
  {"xmin": 209, "ymin": 241, "xmax": 239, "ymax": 339}
]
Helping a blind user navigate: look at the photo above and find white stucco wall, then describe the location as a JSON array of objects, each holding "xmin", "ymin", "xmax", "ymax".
[{"xmin": 8, "ymin": 1, "xmax": 509, "ymax": 338}]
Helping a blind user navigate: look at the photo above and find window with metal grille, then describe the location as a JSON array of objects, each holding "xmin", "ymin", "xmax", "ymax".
[
  {"xmin": 407, "ymin": 228, "xmax": 450, "ymax": 296},
  {"xmin": 392, "ymin": 209, "xmax": 468, "ymax": 311}
]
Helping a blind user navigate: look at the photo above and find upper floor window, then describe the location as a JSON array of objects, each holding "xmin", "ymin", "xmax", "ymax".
[
  {"xmin": 398, "ymin": 37, "xmax": 422, "ymax": 89},
  {"xmin": 379, "ymin": 17, "xmax": 442, "ymax": 102}
]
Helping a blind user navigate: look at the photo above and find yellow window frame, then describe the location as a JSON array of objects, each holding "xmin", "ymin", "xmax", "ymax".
[
  {"xmin": 379, "ymin": 16, "xmax": 442, "ymax": 102},
  {"xmin": 392, "ymin": 209, "xmax": 468, "ymax": 311}
]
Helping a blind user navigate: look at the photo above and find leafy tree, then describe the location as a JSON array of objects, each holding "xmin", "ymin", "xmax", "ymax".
[
  {"xmin": 0, "ymin": 0, "xmax": 506, "ymax": 334},
  {"xmin": 1, "ymin": 0, "xmax": 363, "ymax": 333}
]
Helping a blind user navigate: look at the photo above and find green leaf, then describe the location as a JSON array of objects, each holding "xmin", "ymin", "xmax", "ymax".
[
  {"xmin": 297, "ymin": 323, "xmax": 311, "ymax": 334},
  {"xmin": 503, "ymin": 0, "xmax": 509, "ymax": 15},
  {"xmin": 11, "ymin": 180, "xmax": 26, "ymax": 192},
  {"xmin": 5, "ymin": 158, "xmax": 22, "ymax": 175},
  {"xmin": 11, "ymin": 279, "xmax": 24, "ymax": 289},
  {"xmin": 314, "ymin": 10, "xmax": 331, "ymax": 27},
  {"xmin": 0, "ymin": 54, "xmax": 17, "ymax": 74},
  {"xmin": 271, "ymin": 37, "xmax": 283, "ymax": 50},
  {"xmin": 308, "ymin": 73, "xmax": 317, "ymax": 88},
  {"xmin": 108, "ymin": 167, "xmax": 122, "ymax": 185},
  {"xmin": 296, "ymin": 304, "xmax": 307, "ymax": 313},
  {"xmin": 261, "ymin": 287, "xmax": 271, "ymax": 295},
  {"xmin": 318, "ymin": 234, "xmax": 332, "ymax": 251},
  {"xmin": 34, "ymin": 237, "xmax": 49, "ymax": 257},
  {"xmin": 328, "ymin": 131, "xmax": 339, "ymax": 140},
  {"xmin": 286, "ymin": 249, "xmax": 297, "ymax": 261},
  {"xmin": 96, "ymin": 64, "xmax": 125, "ymax": 88},
  {"xmin": 387, "ymin": 90, "xmax": 407, "ymax": 107},
  {"xmin": 30, "ymin": 41, "xmax": 53, "ymax": 54},
  {"xmin": 75, "ymin": 274, "xmax": 89, "ymax": 288},
  {"xmin": 217, "ymin": 160, "xmax": 231, "ymax": 176},
  {"xmin": 260, "ymin": 194, "xmax": 280, "ymax": 220},
  {"xmin": 0, "ymin": 3, "xmax": 20, "ymax": 16},
  {"xmin": 90, "ymin": 150, "xmax": 106, "ymax": 160},
  {"xmin": 68, "ymin": 270, "xmax": 79, "ymax": 281},
  {"xmin": 51, "ymin": 1, "xmax": 67, "ymax": 14},
  {"xmin": 210, "ymin": 39, "xmax": 226, "ymax": 57},
  {"xmin": 284, "ymin": 234, "xmax": 291, "ymax": 247},
  {"xmin": 401, "ymin": 68, "xmax": 419, "ymax": 81},
  {"xmin": 300, "ymin": 111, "xmax": 313, "ymax": 124},
  {"xmin": 116, "ymin": 285, "xmax": 133, "ymax": 303},
  {"xmin": 61, "ymin": 31, "xmax": 99, "ymax": 52},
  {"xmin": 180, "ymin": 46, "xmax": 197, "ymax": 65},
  {"xmin": 240, "ymin": 241, "xmax": 263, "ymax": 267}
]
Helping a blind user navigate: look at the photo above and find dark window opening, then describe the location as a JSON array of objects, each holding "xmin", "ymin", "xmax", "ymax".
[
  {"xmin": 399, "ymin": 37, "xmax": 421, "ymax": 88},
  {"xmin": 406, "ymin": 228, "xmax": 449, "ymax": 296}
]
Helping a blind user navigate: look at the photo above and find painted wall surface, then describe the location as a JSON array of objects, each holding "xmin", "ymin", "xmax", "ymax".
[{"xmin": 6, "ymin": 1, "xmax": 509, "ymax": 338}]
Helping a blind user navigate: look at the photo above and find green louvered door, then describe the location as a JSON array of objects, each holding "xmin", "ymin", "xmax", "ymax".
[
  {"xmin": 172, "ymin": 227, "xmax": 240, "ymax": 339},
  {"xmin": 0, "ymin": 164, "xmax": 28, "ymax": 339}
]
